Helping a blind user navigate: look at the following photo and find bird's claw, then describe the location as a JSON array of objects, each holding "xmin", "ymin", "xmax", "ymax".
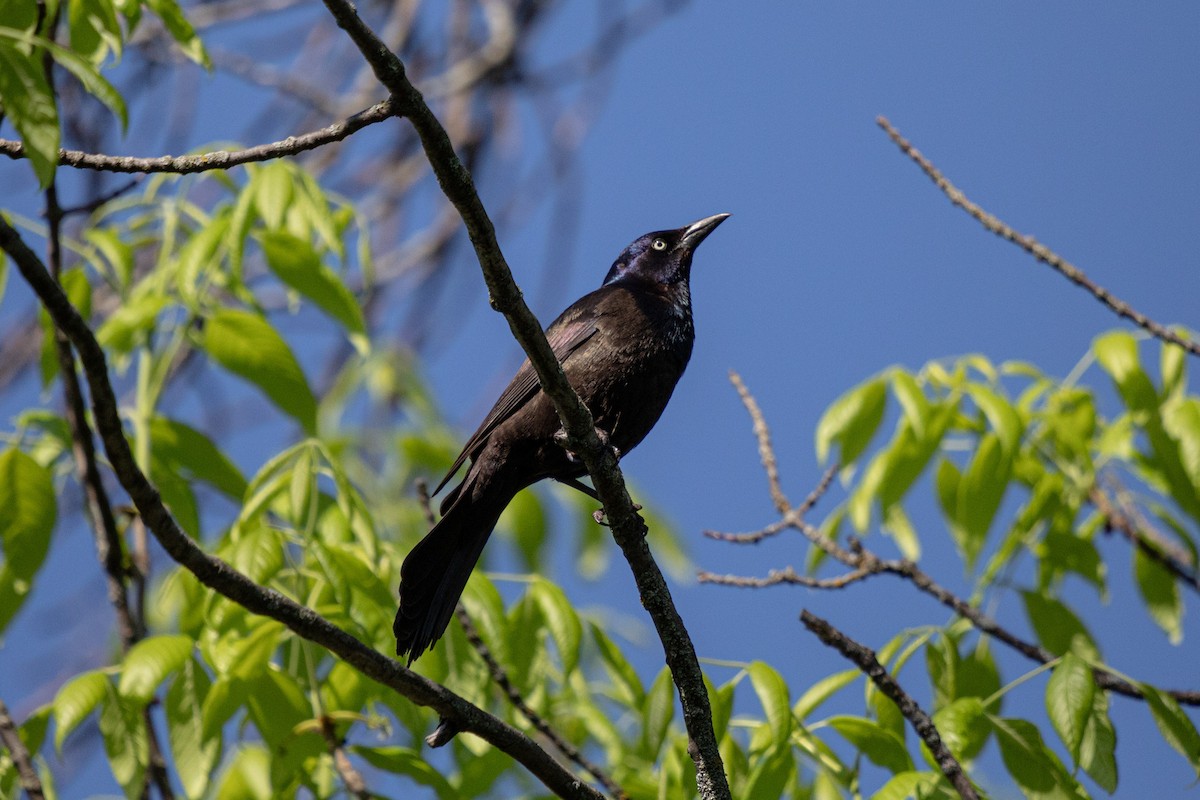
[{"xmin": 593, "ymin": 503, "xmax": 643, "ymax": 527}]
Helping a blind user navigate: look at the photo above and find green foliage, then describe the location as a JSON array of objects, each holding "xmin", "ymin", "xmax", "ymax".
[{"xmin": 3, "ymin": 22, "xmax": 1197, "ymax": 796}]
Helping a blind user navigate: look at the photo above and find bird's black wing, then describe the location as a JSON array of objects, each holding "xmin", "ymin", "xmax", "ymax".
[{"xmin": 431, "ymin": 309, "xmax": 601, "ymax": 497}]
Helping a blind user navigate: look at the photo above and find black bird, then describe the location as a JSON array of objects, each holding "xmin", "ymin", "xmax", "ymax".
[{"xmin": 395, "ymin": 213, "xmax": 730, "ymax": 663}]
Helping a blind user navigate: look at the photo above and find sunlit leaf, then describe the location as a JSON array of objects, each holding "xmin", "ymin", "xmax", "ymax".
[
  {"xmin": 748, "ymin": 661, "xmax": 792, "ymax": 746},
  {"xmin": 53, "ymin": 670, "xmax": 108, "ymax": 751},
  {"xmin": 1045, "ymin": 652, "xmax": 1094, "ymax": 763},
  {"xmin": 828, "ymin": 715, "xmax": 913, "ymax": 774},
  {"xmin": 815, "ymin": 376, "xmax": 887, "ymax": 465},
  {"xmin": 201, "ymin": 309, "xmax": 317, "ymax": 434},
  {"xmin": 119, "ymin": 634, "xmax": 194, "ymax": 706}
]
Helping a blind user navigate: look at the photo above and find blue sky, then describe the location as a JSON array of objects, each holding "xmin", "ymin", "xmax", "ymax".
[{"xmin": 2, "ymin": 1, "xmax": 1199, "ymax": 796}]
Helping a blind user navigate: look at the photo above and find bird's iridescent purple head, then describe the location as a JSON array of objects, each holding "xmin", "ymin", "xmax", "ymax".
[{"xmin": 603, "ymin": 213, "xmax": 730, "ymax": 288}]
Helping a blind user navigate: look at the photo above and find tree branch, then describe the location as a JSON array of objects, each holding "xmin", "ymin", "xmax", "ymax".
[
  {"xmin": 318, "ymin": 2, "xmax": 730, "ymax": 796},
  {"xmin": 1092, "ymin": 485, "xmax": 1200, "ymax": 594},
  {"xmin": 456, "ymin": 608, "xmax": 629, "ymax": 800},
  {"xmin": 800, "ymin": 611, "xmax": 980, "ymax": 800},
  {"xmin": 876, "ymin": 115, "xmax": 1200, "ymax": 358},
  {"xmin": 0, "ymin": 217, "xmax": 605, "ymax": 800},
  {"xmin": 705, "ymin": 379, "xmax": 1200, "ymax": 707},
  {"xmin": 0, "ymin": 100, "xmax": 397, "ymax": 174},
  {"xmin": 0, "ymin": 696, "xmax": 44, "ymax": 800}
]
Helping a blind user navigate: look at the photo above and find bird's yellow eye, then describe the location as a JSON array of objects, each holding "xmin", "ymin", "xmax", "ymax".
[{"xmin": 651, "ymin": 238, "xmax": 667, "ymax": 251}]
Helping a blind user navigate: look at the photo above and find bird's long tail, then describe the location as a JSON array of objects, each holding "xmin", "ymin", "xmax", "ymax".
[{"xmin": 394, "ymin": 472, "xmax": 512, "ymax": 664}]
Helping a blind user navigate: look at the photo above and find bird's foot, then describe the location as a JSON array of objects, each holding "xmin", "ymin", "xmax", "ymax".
[
  {"xmin": 592, "ymin": 503, "xmax": 643, "ymax": 527},
  {"xmin": 553, "ymin": 427, "xmax": 622, "ymax": 464}
]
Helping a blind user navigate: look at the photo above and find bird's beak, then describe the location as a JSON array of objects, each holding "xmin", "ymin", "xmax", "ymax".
[{"xmin": 677, "ymin": 213, "xmax": 731, "ymax": 252}]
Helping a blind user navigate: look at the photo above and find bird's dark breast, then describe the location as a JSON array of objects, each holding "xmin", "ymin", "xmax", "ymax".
[{"xmin": 485, "ymin": 286, "xmax": 693, "ymax": 487}]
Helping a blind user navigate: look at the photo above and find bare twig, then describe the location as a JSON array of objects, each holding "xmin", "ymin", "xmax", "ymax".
[
  {"xmin": 0, "ymin": 217, "xmax": 605, "ymax": 800},
  {"xmin": 0, "ymin": 696, "xmax": 44, "ymax": 800},
  {"xmin": 876, "ymin": 115, "xmax": 1200, "ymax": 358},
  {"xmin": 706, "ymin": 467, "xmax": 1200, "ymax": 707},
  {"xmin": 0, "ymin": 100, "xmax": 398, "ymax": 174},
  {"xmin": 318, "ymin": 2, "xmax": 730, "ymax": 796},
  {"xmin": 698, "ymin": 565, "xmax": 872, "ymax": 590},
  {"xmin": 320, "ymin": 717, "xmax": 371, "ymax": 800},
  {"xmin": 456, "ymin": 608, "xmax": 629, "ymax": 800},
  {"xmin": 1091, "ymin": 486, "xmax": 1200, "ymax": 595},
  {"xmin": 729, "ymin": 370, "xmax": 789, "ymax": 515},
  {"xmin": 704, "ymin": 463, "xmax": 839, "ymax": 545},
  {"xmin": 800, "ymin": 611, "xmax": 980, "ymax": 800}
]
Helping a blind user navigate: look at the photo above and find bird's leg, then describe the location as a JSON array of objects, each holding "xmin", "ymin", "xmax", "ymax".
[
  {"xmin": 556, "ymin": 476, "xmax": 601, "ymax": 502},
  {"xmin": 553, "ymin": 428, "xmax": 640, "ymax": 526}
]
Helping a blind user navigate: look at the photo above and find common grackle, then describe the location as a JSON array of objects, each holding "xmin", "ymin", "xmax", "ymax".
[{"xmin": 395, "ymin": 213, "xmax": 730, "ymax": 663}]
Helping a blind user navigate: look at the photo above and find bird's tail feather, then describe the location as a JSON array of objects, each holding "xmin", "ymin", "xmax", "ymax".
[{"xmin": 394, "ymin": 475, "xmax": 510, "ymax": 664}]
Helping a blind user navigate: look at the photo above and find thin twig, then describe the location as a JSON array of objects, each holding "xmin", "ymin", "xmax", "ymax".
[
  {"xmin": 456, "ymin": 608, "xmax": 629, "ymax": 800},
  {"xmin": 800, "ymin": 611, "xmax": 980, "ymax": 800},
  {"xmin": 0, "ymin": 100, "xmax": 398, "ymax": 174},
  {"xmin": 317, "ymin": 3, "xmax": 730, "ymax": 796},
  {"xmin": 876, "ymin": 115, "xmax": 1200, "ymax": 358},
  {"xmin": 729, "ymin": 370, "xmax": 789, "ymax": 515},
  {"xmin": 703, "ymin": 463, "xmax": 839, "ymax": 545},
  {"xmin": 51, "ymin": 177, "xmax": 144, "ymax": 220},
  {"xmin": 698, "ymin": 565, "xmax": 872, "ymax": 590},
  {"xmin": 1091, "ymin": 486, "xmax": 1200, "ymax": 595},
  {"xmin": 0, "ymin": 696, "xmax": 44, "ymax": 800},
  {"xmin": 706, "ymin": 467, "xmax": 1200, "ymax": 706},
  {"xmin": 0, "ymin": 217, "xmax": 606, "ymax": 800},
  {"xmin": 320, "ymin": 717, "xmax": 371, "ymax": 800}
]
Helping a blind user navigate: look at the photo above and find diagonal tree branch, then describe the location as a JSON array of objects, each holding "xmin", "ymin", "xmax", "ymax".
[
  {"xmin": 0, "ymin": 100, "xmax": 397, "ymax": 174},
  {"xmin": 876, "ymin": 115, "xmax": 1200, "ymax": 359},
  {"xmin": 800, "ymin": 611, "xmax": 980, "ymax": 800},
  {"xmin": 0, "ymin": 696, "xmax": 44, "ymax": 800},
  {"xmin": 317, "ymin": 2, "xmax": 731, "ymax": 796},
  {"xmin": 0, "ymin": 217, "xmax": 605, "ymax": 800}
]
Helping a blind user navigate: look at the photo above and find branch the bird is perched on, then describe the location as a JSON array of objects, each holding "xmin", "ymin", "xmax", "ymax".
[{"xmin": 395, "ymin": 213, "xmax": 730, "ymax": 662}]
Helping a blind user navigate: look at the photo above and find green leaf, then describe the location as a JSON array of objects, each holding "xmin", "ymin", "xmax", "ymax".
[
  {"xmin": 794, "ymin": 669, "xmax": 859, "ymax": 721},
  {"xmin": 827, "ymin": 715, "xmax": 913, "ymax": 774},
  {"xmin": 1020, "ymin": 592, "xmax": 1099, "ymax": 661},
  {"xmin": 1134, "ymin": 545, "xmax": 1183, "ymax": 643},
  {"xmin": 214, "ymin": 743, "xmax": 271, "ymax": 800},
  {"xmin": 815, "ymin": 376, "xmax": 887, "ymax": 465},
  {"xmin": 0, "ymin": 448, "xmax": 56, "ymax": 580},
  {"xmin": 201, "ymin": 309, "xmax": 317, "ymax": 434},
  {"xmin": 53, "ymin": 670, "xmax": 109, "ymax": 751},
  {"xmin": 641, "ymin": 666, "xmax": 675, "ymax": 759},
  {"xmin": 748, "ymin": 661, "xmax": 793, "ymax": 746},
  {"xmin": 166, "ymin": 657, "xmax": 220, "ymax": 799},
  {"xmin": 965, "ymin": 383, "xmax": 1024, "ymax": 455},
  {"xmin": 0, "ymin": 36, "xmax": 58, "ymax": 185},
  {"xmin": 931, "ymin": 697, "xmax": 989, "ymax": 763},
  {"xmin": 529, "ymin": 578, "xmax": 582, "ymax": 675},
  {"xmin": 36, "ymin": 33, "xmax": 127, "ymax": 128},
  {"xmin": 990, "ymin": 715, "xmax": 1086, "ymax": 800},
  {"xmin": 954, "ymin": 433, "xmax": 1010, "ymax": 567},
  {"xmin": 1079, "ymin": 689, "xmax": 1118, "ymax": 792},
  {"xmin": 871, "ymin": 771, "xmax": 944, "ymax": 800},
  {"xmin": 200, "ymin": 676, "xmax": 247, "ymax": 741},
  {"xmin": 499, "ymin": 488, "xmax": 546, "ymax": 573},
  {"xmin": 119, "ymin": 634, "xmax": 194, "ymax": 706},
  {"xmin": 590, "ymin": 623, "xmax": 643, "ymax": 708},
  {"xmin": 1045, "ymin": 652, "xmax": 1094, "ymax": 763},
  {"xmin": 352, "ymin": 746, "xmax": 457, "ymax": 799},
  {"xmin": 259, "ymin": 231, "xmax": 367, "ymax": 352},
  {"xmin": 1140, "ymin": 682, "xmax": 1200, "ymax": 777},
  {"xmin": 1094, "ymin": 331, "xmax": 1157, "ymax": 412},
  {"xmin": 143, "ymin": 0, "xmax": 208, "ymax": 66},
  {"xmin": 890, "ymin": 370, "xmax": 929, "ymax": 438},
  {"xmin": 742, "ymin": 740, "xmax": 796, "ymax": 799},
  {"xmin": 150, "ymin": 416, "xmax": 248, "ymax": 499},
  {"xmin": 96, "ymin": 293, "xmax": 168, "ymax": 353},
  {"xmin": 252, "ymin": 163, "xmax": 293, "ymax": 230},
  {"xmin": 99, "ymin": 681, "xmax": 149, "ymax": 797},
  {"xmin": 69, "ymin": 0, "xmax": 124, "ymax": 64}
]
